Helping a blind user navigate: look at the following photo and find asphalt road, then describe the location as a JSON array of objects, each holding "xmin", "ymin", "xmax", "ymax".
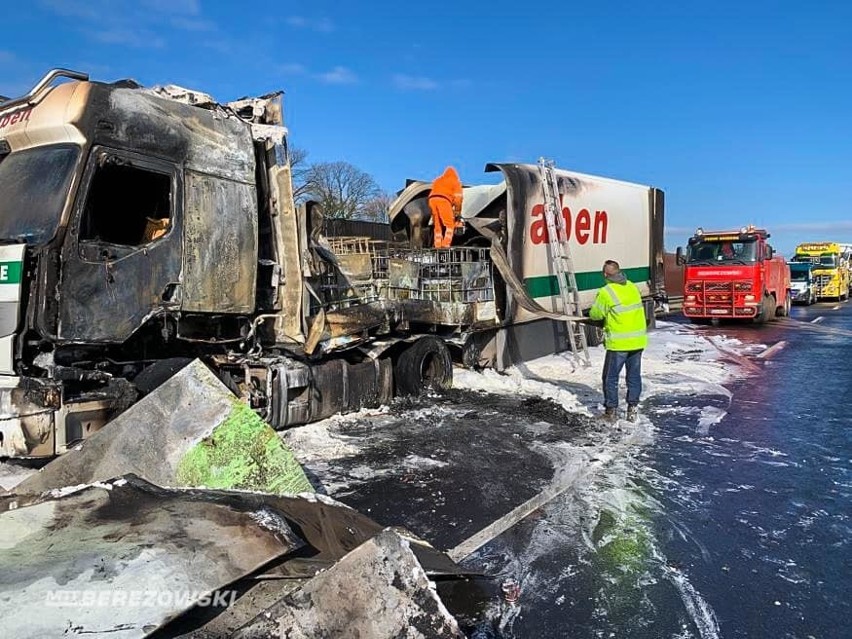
[{"xmin": 293, "ymin": 299, "xmax": 852, "ymax": 638}]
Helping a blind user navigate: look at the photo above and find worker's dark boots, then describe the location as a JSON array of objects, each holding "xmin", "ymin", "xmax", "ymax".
[
  {"xmin": 602, "ymin": 407, "xmax": 617, "ymax": 423},
  {"xmin": 626, "ymin": 405, "xmax": 638, "ymax": 423}
]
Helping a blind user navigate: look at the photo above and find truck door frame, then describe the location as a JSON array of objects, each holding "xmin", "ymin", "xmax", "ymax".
[{"xmin": 57, "ymin": 145, "xmax": 183, "ymax": 343}]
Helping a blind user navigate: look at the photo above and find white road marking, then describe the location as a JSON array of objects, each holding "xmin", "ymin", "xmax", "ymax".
[{"xmin": 811, "ymin": 316, "xmax": 824, "ymax": 324}]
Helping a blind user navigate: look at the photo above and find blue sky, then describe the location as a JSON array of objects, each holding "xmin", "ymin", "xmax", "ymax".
[{"xmin": 2, "ymin": 0, "xmax": 851, "ymax": 255}]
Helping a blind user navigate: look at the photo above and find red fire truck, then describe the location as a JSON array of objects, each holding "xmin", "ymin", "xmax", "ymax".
[{"xmin": 676, "ymin": 226, "xmax": 791, "ymax": 322}]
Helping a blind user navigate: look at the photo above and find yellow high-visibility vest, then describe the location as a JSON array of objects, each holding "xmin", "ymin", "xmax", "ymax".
[{"xmin": 588, "ymin": 281, "xmax": 648, "ymax": 351}]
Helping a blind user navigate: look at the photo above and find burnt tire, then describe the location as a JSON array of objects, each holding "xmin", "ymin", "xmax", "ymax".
[
  {"xmin": 394, "ymin": 336, "xmax": 453, "ymax": 397},
  {"xmin": 133, "ymin": 357, "xmax": 194, "ymax": 396},
  {"xmin": 583, "ymin": 323, "xmax": 604, "ymax": 347}
]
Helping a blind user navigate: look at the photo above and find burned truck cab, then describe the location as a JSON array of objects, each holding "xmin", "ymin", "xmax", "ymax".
[{"xmin": 0, "ymin": 70, "xmax": 273, "ymax": 457}]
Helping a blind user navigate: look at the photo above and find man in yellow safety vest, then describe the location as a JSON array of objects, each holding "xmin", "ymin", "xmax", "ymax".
[{"xmin": 588, "ymin": 260, "xmax": 648, "ymax": 422}]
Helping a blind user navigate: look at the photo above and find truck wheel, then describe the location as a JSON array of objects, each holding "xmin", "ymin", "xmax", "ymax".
[
  {"xmin": 756, "ymin": 295, "xmax": 773, "ymax": 324},
  {"xmin": 583, "ymin": 323, "xmax": 604, "ymax": 347},
  {"xmin": 133, "ymin": 357, "xmax": 195, "ymax": 396},
  {"xmin": 394, "ymin": 337, "xmax": 453, "ymax": 397},
  {"xmin": 777, "ymin": 293, "xmax": 791, "ymax": 317},
  {"xmin": 644, "ymin": 299, "xmax": 656, "ymax": 330}
]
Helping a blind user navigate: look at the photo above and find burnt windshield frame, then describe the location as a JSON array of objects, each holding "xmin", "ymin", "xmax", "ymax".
[{"xmin": 0, "ymin": 144, "xmax": 80, "ymax": 246}]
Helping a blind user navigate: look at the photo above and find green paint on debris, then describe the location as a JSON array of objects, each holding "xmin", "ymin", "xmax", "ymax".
[{"xmin": 177, "ymin": 400, "xmax": 314, "ymax": 494}]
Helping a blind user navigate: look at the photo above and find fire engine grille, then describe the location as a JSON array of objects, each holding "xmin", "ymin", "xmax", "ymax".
[
  {"xmin": 686, "ymin": 280, "xmax": 753, "ymax": 293},
  {"xmin": 683, "ymin": 280, "xmax": 757, "ymax": 317}
]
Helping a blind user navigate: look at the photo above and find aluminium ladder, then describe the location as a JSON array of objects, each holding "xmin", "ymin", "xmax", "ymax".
[{"xmin": 537, "ymin": 158, "xmax": 590, "ymax": 366}]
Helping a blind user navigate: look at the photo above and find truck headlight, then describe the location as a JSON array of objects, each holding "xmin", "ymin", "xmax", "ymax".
[{"xmin": 744, "ymin": 294, "xmax": 755, "ymax": 301}]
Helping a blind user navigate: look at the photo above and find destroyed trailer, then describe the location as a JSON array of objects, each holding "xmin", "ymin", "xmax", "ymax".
[{"xmin": 0, "ymin": 70, "xmax": 666, "ymax": 459}]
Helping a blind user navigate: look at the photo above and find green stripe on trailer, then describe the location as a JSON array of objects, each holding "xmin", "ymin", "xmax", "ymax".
[
  {"xmin": 524, "ymin": 266, "xmax": 651, "ymax": 298},
  {"xmin": 0, "ymin": 261, "xmax": 22, "ymax": 285}
]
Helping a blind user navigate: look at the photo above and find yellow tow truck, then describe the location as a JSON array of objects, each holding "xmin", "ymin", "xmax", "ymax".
[{"xmin": 790, "ymin": 242, "xmax": 850, "ymax": 301}]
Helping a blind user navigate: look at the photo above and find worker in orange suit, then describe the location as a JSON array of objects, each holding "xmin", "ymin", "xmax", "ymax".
[{"xmin": 428, "ymin": 166, "xmax": 464, "ymax": 248}]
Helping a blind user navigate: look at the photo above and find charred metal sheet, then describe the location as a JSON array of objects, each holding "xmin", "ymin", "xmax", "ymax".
[
  {"xmin": 458, "ymin": 182, "xmax": 507, "ymax": 220},
  {"xmin": 147, "ymin": 84, "xmax": 217, "ymax": 107},
  {"xmin": 388, "ymin": 181, "xmax": 507, "ymax": 249},
  {"xmin": 2, "ymin": 476, "xmax": 391, "ymax": 571},
  {"xmin": 13, "ymin": 359, "xmax": 313, "ymax": 493},
  {"xmin": 138, "ymin": 511, "xmax": 473, "ymax": 637},
  {"xmin": 651, "ymin": 187, "xmax": 667, "ymax": 302},
  {"xmin": 399, "ymin": 299, "xmax": 498, "ymax": 328},
  {"xmin": 232, "ymin": 529, "xmax": 464, "ymax": 639},
  {"xmin": 0, "ymin": 376, "xmax": 60, "ymax": 457},
  {"xmin": 105, "ymin": 86, "xmax": 255, "ymax": 184},
  {"xmin": 269, "ymin": 356, "xmax": 392, "ymax": 427},
  {"xmin": 182, "ymin": 171, "xmax": 258, "ymax": 313},
  {"xmin": 389, "ymin": 257, "xmax": 421, "ymax": 293},
  {"xmin": 271, "ymin": 166, "xmax": 305, "ymax": 344},
  {"xmin": 12, "ymin": 360, "xmax": 233, "ymax": 493},
  {"xmin": 388, "ymin": 180, "xmax": 431, "ymax": 225},
  {"xmin": 321, "ymin": 300, "xmax": 389, "ymax": 339},
  {"xmin": 0, "ymin": 375, "xmax": 137, "ymax": 459},
  {"xmin": 335, "ymin": 252, "xmax": 374, "ymax": 283},
  {"xmin": 0, "ymin": 476, "xmax": 304, "ymax": 639}
]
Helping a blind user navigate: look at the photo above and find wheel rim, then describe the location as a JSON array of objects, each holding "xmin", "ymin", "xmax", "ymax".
[{"xmin": 419, "ymin": 352, "xmax": 440, "ymax": 388}]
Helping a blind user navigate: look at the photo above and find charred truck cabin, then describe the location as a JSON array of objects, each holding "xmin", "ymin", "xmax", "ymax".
[
  {"xmin": 0, "ymin": 70, "xmax": 666, "ymax": 459},
  {"xmin": 0, "ymin": 70, "xmax": 416, "ymax": 458}
]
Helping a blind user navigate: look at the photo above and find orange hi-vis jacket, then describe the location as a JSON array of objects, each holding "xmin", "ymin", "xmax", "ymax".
[{"xmin": 429, "ymin": 167, "xmax": 463, "ymax": 211}]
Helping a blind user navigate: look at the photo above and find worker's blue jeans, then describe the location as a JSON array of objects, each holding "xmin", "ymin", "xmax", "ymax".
[{"xmin": 602, "ymin": 349, "xmax": 643, "ymax": 409}]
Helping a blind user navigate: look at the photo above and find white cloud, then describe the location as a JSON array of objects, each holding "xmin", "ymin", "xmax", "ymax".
[
  {"xmin": 665, "ymin": 226, "xmax": 698, "ymax": 235},
  {"xmin": 40, "ymin": 0, "xmax": 100, "ymax": 20},
  {"xmin": 393, "ymin": 74, "xmax": 439, "ymax": 91},
  {"xmin": 169, "ymin": 17, "xmax": 216, "ymax": 32},
  {"xmin": 39, "ymin": 0, "xmax": 217, "ymax": 48},
  {"xmin": 286, "ymin": 16, "xmax": 335, "ymax": 33},
  {"xmin": 280, "ymin": 63, "xmax": 307, "ymax": 75},
  {"xmin": 771, "ymin": 221, "xmax": 852, "ymax": 232},
  {"xmin": 141, "ymin": 0, "xmax": 201, "ymax": 15},
  {"xmin": 90, "ymin": 28, "xmax": 166, "ymax": 49},
  {"xmin": 316, "ymin": 66, "xmax": 357, "ymax": 85}
]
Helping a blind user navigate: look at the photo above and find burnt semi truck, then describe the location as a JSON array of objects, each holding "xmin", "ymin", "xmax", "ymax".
[
  {"xmin": 387, "ymin": 167, "xmax": 666, "ymax": 367},
  {"xmin": 0, "ymin": 70, "xmax": 666, "ymax": 458}
]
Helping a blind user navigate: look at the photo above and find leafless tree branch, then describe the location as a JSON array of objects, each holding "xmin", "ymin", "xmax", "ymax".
[{"xmin": 302, "ymin": 160, "xmax": 383, "ymax": 220}]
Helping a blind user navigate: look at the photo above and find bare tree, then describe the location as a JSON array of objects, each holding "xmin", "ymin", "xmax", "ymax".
[
  {"xmin": 289, "ymin": 146, "xmax": 311, "ymax": 202},
  {"xmin": 302, "ymin": 161, "xmax": 382, "ymax": 220},
  {"xmin": 360, "ymin": 192, "xmax": 394, "ymax": 223}
]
